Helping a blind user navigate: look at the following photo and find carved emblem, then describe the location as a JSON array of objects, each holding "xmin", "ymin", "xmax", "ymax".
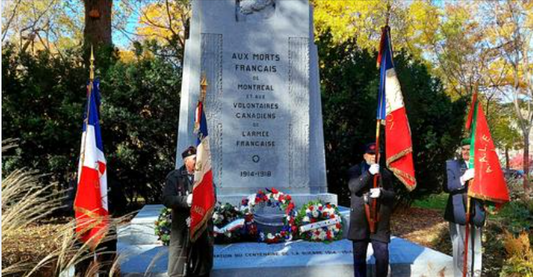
[{"xmin": 236, "ymin": 0, "xmax": 276, "ymax": 22}]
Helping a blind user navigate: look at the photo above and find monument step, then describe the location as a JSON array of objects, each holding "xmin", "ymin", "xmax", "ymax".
[
  {"xmin": 119, "ymin": 205, "xmax": 453, "ymax": 276},
  {"xmin": 119, "ymin": 224, "xmax": 159, "ymax": 246},
  {"xmin": 118, "ymin": 238, "xmax": 453, "ymax": 277}
]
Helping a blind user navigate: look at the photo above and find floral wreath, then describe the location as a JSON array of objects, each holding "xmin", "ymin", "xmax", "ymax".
[
  {"xmin": 294, "ymin": 200, "xmax": 343, "ymax": 243},
  {"xmin": 212, "ymin": 202, "xmax": 247, "ymax": 244},
  {"xmin": 154, "ymin": 207, "xmax": 172, "ymax": 246},
  {"xmin": 240, "ymin": 188, "xmax": 297, "ymax": 243}
]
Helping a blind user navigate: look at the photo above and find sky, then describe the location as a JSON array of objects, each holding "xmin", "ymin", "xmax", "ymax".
[{"xmin": 113, "ymin": 15, "xmax": 139, "ymax": 49}]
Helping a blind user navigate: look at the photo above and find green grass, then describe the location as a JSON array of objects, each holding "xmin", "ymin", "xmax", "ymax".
[{"xmin": 412, "ymin": 193, "xmax": 448, "ymax": 211}]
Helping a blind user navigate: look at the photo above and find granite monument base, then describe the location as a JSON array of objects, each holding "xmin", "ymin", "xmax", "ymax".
[{"xmin": 118, "ymin": 205, "xmax": 453, "ymax": 276}]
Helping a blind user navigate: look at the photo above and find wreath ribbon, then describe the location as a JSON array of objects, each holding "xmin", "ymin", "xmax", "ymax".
[
  {"xmin": 214, "ymin": 218, "xmax": 245, "ymax": 234},
  {"xmin": 299, "ymin": 217, "xmax": 341, "ymax": 233}
]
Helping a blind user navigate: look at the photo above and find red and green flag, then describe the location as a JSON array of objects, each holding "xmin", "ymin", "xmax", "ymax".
[{"xmin": 465, "ymin": 93, "xmax": 510, "ymax": 205}]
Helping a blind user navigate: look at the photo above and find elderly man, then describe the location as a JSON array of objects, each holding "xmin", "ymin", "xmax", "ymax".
[
  {"xmin": 347, "ymin": 143, "xmax": 395, "ymax": 277},
  {"xmin": 444, "ymin": 139, "xmax": 486, "ymax": 277},
  {"xmin": 162, "ymin": 146, "xmax": 213, "ymax": 277}
]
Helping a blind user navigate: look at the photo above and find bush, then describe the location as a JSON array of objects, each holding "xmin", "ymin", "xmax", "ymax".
[
  {"xmin": 500, "ymin": 201, "xmax": 533, "ymax": 235},
  {"xmin": 2, "ymin": 41, "xmax": 182, "ymax": 212},
  {"xmin": 495, "ymin": 180, "xmax": 533, "ymax": 235},
  {"xmin": 501, "ymin": 231, "xmax": 533, "ymax": 277},
  {"xmin": 317, "ymin": 33, "xmax": 466, "ymax": 206},
  {"xmin": 100, "ymin": 43, "xmax": 182, "ymax": 205},
  {"xmin": 483, "ymin": 188, "xmax": 533, "ymax": 276},
  {"xmin": 2, "ymin": 43, "xmax": 86, "ymax": 186}
]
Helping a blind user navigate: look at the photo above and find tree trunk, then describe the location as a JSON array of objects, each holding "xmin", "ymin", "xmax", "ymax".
[
  {"xmin": 505, "ymin": 146, "xmax": 509, "ymax": 170},
  {"xmin": 523, "ymin": 133, "xmax": 530, "ymax": 198},
  {"xmin": 83, "ymin": 0, "xmax": 112, "ymax": 48}
]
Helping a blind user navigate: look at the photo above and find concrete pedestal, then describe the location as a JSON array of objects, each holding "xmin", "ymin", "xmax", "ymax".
[{"xmin": 118, "ymin": 205, "xmax": 453, "ymax": 276}]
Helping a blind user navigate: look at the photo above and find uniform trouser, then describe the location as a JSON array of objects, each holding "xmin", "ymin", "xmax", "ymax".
[
  {"xmin": 353, "ymin": 240, "xmax": 389, "ymax": 277},
  {"xmin": 167, "ymin": 248, "xmax": 210, "ymax": 277},
  {"xmin": 168, "ymin": 241, "xmax": 211, "ymax": 277},
  {"xmin": 168, "ymin": 244, "xmax": 187, "ymax": 277},
  {"xmin": 449, "ymin": 222, "xmax": 482, "ymax": 277}
]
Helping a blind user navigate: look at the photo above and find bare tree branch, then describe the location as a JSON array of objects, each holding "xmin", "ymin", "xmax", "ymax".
[{"xmin": 2, "ymin": 0, "xmax": 24, "ymax": 42}]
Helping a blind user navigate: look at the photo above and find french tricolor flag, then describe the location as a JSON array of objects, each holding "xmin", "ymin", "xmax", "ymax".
[
  {"xmin": 190, "ymin": 100, "xmax": 216, "ymax": 242},
  {"xmin": 74, "ymin": 78, "xmax": 109, "ymax": 249},
  {"xmin": 377, "ymin": 26, "xmax": 417, "ymax": 191}
]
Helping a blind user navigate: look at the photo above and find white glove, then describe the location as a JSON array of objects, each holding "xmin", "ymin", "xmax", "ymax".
[
  {"xmin": 460, "ymin": 168, "xmax": 475, "ymax": 185},
  {"xmin": 370, "ymin": 188, "xmax": 381, "ymax": 198},
  {"xmin": 186, "ymin": 217, "xmax": 191, "ymax": 227},
  {"xmin": 369, "ymin": 164, "xmax": 380, "ymax": 175},
  {"xmin": 186, "ymin": 194, "xmax": 193, "ymax": 207}
]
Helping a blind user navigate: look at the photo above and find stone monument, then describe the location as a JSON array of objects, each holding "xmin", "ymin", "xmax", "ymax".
[
  {"xmin": 117, "ymin": 2, "xmax": 455, "ymax": 275},
  {"xmin": 176, "ymin": 0, "xmax": 335, "ymax": 206}
]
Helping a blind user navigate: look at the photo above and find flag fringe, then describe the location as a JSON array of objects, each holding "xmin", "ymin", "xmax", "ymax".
[
  {"xmin": 386, "ymin": 147, "xmax": 417, "ymax": 191},
  {"xmin": 388, "ymin": 167, "xmax": 417, "ymax": 191},
  {"xmin": 467, "ymin": 191, "xmax": 508, "ymax": 204},
  {"xmin": 74, "ymin": 206, "xmax": 106, "ymax": 219},
  {"xmin": 385, "ymin": 147, "xmax": 412, "ymax": 165}
]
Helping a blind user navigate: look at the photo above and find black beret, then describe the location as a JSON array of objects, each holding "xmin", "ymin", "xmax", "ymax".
[
  {"xmin": 364, "ymin": 142, "xmax": 377, "ymax": 154},
  {"xmin": 181, "ymin": 146, "xmax": 196, "ymax": 159}
]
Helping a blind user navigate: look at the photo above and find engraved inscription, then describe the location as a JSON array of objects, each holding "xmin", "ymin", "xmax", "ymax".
[{"xmin": 288, "ymin": 37, "xmax": 310, "ymax": 187}]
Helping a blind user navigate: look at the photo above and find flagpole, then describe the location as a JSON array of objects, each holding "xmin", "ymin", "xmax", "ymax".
[
  {"xmin": 367, "ymin": 21, "xmax": 391, "ymax": 234},
  {"xmin": 77, "ymin": 45, "xmax": 94, "ymax": 237},
  {"xmin": 463, "ymin": 191, "xmax": 472, "ymax": 277},
  {"xmin": 80, "ymin": 45, "xmax": 95, "ymax": 168},
  {"xmin": 463, "ymin": 89, "xmax": 476, "ymax": 277},
  {"xmin": 78, "ymin": 44, "xmax": 99, "ymax": 276},
  {"xmin": 385, "ymin": 1, "xmax": 391, "ymax": 26},
  {"xmin": 370, "ymin": 119, "xmax": 383, "ymax": 233}
]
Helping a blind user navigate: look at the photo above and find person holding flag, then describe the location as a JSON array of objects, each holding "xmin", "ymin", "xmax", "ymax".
[
  {"xmin": 163, "ymin": 74, "xmax": 215, "ymax": 277},
  {"xmin": 347, "ymin": 143, "xmax": 395, "ymax": 277},
  {"xmin": 444, "ymin": 92, "xmax": 510, "ymax": 277},
  {"xmin": 444, "ymin": 139, "xmax": 486, "ymax": 277},
  {"xmin": 163, "ymin": 146, "xmax": 212, "ymax": 277},
  {"xmin": 347, "ymin": 23, "xmax": 416, "ymax": 277}
]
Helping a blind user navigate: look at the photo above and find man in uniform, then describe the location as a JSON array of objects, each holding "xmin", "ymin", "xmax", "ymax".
[
  {"xmin": 444, "ymin": 139, "xmax": 485, "ymax": 277},
  {"xmin": 347, "ymin": 142, "xmax": 395, "ymax": 277},
  {"xmin": 162, "ymin": 146, "xmax": 213, "ymax": 277}
]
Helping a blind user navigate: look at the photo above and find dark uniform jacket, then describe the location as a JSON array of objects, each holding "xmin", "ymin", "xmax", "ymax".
[
  {"xmin": 444, "ymin": 159, "xmax": 486, "ymax": 227},
  {"xmin": 162, "ymin": 166, "xmax": 213, "ymax": 277},
  {"xmin": 347, "ymin": 162, "xmax": 395, "ymax": 243}
]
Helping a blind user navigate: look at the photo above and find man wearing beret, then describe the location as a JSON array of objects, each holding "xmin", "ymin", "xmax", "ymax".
[
  {"xmin": 162, "ymin": 146, "xmax": 213, "ymax": 277},
  {"xmin": 347, "ymin": 142, "xmax": 395, "ymax": 277},
  {"xmin": 444, "ymin": 139, "xmax": 485, "ymax": 277}
]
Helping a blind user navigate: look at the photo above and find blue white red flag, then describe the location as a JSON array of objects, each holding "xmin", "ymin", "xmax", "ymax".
[
  {"xmin": 74, "ymin": 78, "xmax": 109, "ymax": 249},
  {"xmin": 190, "ymin": 100, "xmax": 216, "ymax": 242},
  {"xmin": 377, "ymin": 27, "xmax": 417, "ymax": 191}
]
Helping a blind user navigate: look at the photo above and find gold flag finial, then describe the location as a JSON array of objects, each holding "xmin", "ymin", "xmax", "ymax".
[
  {"xmin": 90, "ymin": 45, "xmax": 95, "ymax": 81},
  {"xmin": 200, "ymin": 73, "xmax": 208, "ymax": 102}
]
